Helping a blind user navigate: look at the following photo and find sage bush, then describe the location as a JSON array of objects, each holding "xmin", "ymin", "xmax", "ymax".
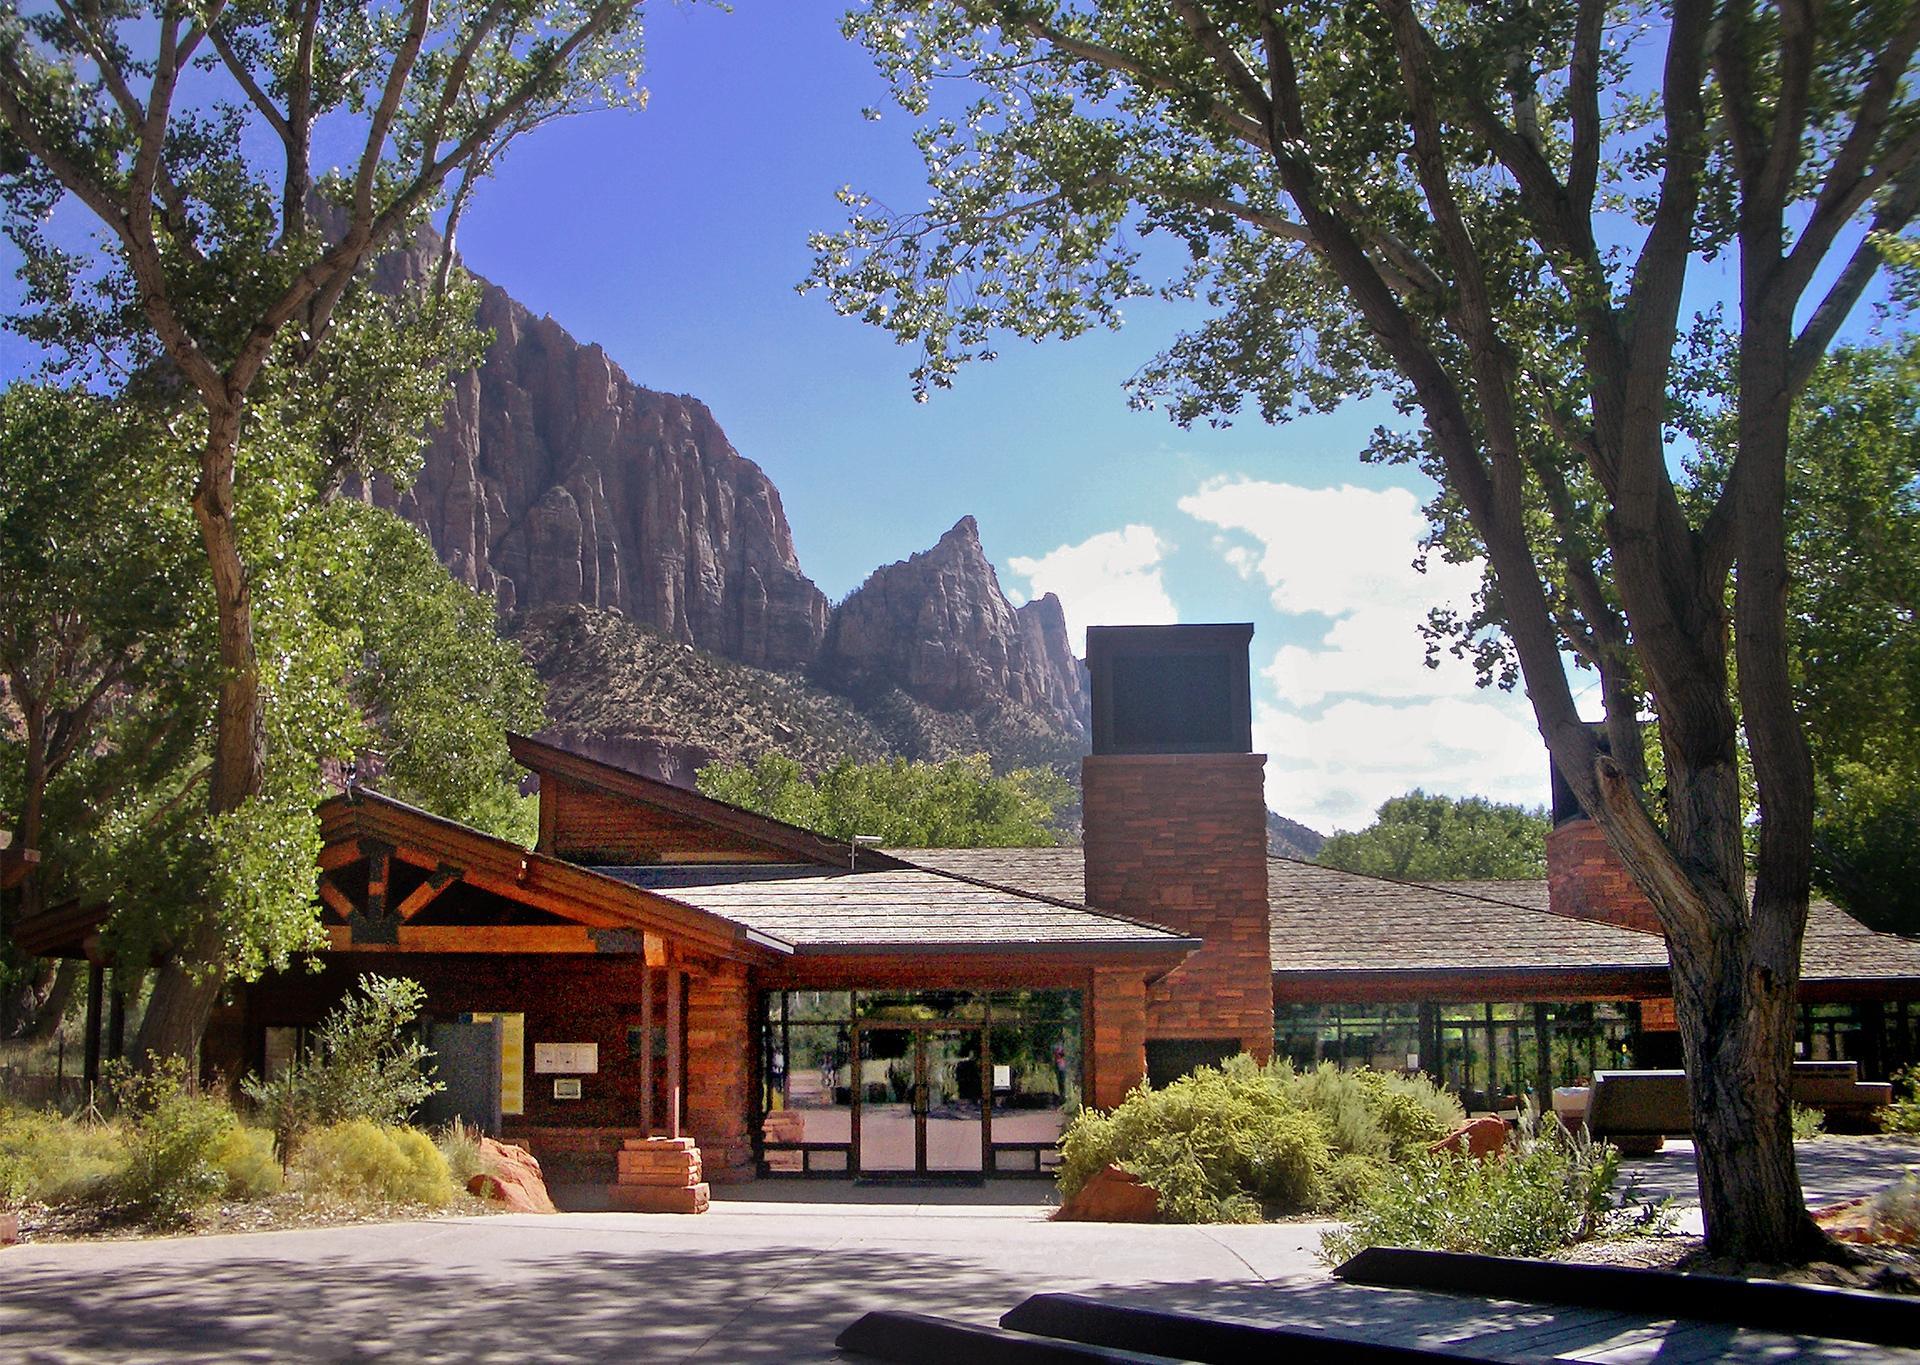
[{"xmin": 1057, "ymin": 1055, "xmax": 1464, "ymax": 1223}]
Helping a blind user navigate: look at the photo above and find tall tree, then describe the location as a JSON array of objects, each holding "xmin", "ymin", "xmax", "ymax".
[
  {"xmin": 0, "ymin": 0, "xmax": 648, "ymax": 1059},
  {"xmin": 0, "ymin": 383, "xmax": 205, "ymax": 1034},
  {"xmin": 1317, "ymin": 791, "xmax": 1548, "ymax": 881},
  {"xmin": 1788, "ymin": 341, "xmax": 1920, "ymax": 934},
  {"xmin": 811, "ymin": 2, "xmax": 1920, "ymax": 1260}
]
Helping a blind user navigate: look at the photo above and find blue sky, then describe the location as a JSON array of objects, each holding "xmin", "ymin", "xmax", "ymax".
[
  {"xmin": 1, "ymin": 1, "xmax": 1582, "ymax": 832},
  {"xmin": 446, "ymin": 0, "xmax": 1557, "ymax": 832}
]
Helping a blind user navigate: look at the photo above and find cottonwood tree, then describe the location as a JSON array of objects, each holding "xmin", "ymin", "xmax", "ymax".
[
  {"xmin": 0, "ymin": 384, "xmax": 206, "ymax": 1035},
  {"xmin": 0, "ymin": 0, "xmax": 648, "ymax": 1061},
  {"xmin": 810, "ymin": 1, "xmax": 1920, "ymax": 1260},
  {"xmin": 1317, "ymin": 791, "xmax": 1548, "ymax": 881}
]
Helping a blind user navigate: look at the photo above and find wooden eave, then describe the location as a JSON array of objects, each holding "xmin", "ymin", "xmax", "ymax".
[
  {"xmin": 508, "ymin": 732, "xmax": 906, "ymax": 870},
  {"xmin": 319, "ymin": 789, "xmax": 788, "ymax": 965},
  {"xmin": 9, "ymin": 898, "xmax": 107, "ymax": 961}
]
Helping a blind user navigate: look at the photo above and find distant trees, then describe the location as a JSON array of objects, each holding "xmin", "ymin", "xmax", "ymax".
[
  {"xmin": 698, "ymin": 754, "xmax": 1071, "ymax": 848},
  {"xmin": 1317, "ymin": 792, "xmax": 1548, "ymax": 882}
]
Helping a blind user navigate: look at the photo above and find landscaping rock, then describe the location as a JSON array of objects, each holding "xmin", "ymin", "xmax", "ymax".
[
  {"xmin": 0, "ymin": 1211, "xmax": 18, "ymax": 1246},
  {"xmin": 467, "ymin": 1138, "xmax": 556, "ymax": 1214},
  {"xmin": 1430, "ymin": 1115, "xmax": 1509, "ymax": 1160},
  {"xmin": 1816, "ymin": 1190, "xmax": 1920, "ymax": 1248},
  {"xmin": 1053, "ymin": 1164, "xmax": 1160, "ymax": 1222}
]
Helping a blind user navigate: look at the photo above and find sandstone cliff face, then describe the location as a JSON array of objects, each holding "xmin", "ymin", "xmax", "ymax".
[
  {"xmin": 371, "ymin": 262, "xmax": 828, "ymax": 671},
  {"xmin": 815, "ymin": 517, "xmax": 1088, "ymax": 737}
]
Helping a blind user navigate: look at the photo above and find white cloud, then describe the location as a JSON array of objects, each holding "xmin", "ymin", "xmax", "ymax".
[
  {"xmin": 1256, "ymin": 695, "xmax": 1547, "ymax": 834},
  {"xmin": 1007, "ymin": 524, "xmax": 1177, "ymax": 655},
  {"xmin": 1181, "ymin": 478, "xmax": 1549, "ymax": 833},
  {"xmin": 1179, "ymin": 480, "xmax": 1485, "ymax": 705}
]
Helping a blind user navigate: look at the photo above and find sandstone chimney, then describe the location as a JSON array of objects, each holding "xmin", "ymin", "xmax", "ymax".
[
  {"xmin": 1546, "ymin": 729, "xmax": 1662, "ymax": 935},
  {"xmin": 1081, "ymin": 624, "xmax": 1272, "ymax": 1085}
]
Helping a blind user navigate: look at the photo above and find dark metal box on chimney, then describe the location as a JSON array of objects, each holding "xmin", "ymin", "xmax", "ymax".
[{"xmin": 1087, "ymin": 624, "xmax": 1254, "ymax": 756}]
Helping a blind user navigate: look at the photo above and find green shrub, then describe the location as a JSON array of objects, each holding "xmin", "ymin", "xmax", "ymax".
[
  {"xmin": 1791, "ymin": 1103, "xmax": 1827, "ymax": 1141},
  {"xmin": 112, "ymin": 1060, "xmax": 235, "ymax": 1226},
  {"xmin": 1059, "ymin": 1062, "xmax": 1329, "ymax": 1221},
  {"xmin": 1285, "ymin": 1064, "xmax": 1461, "ymax": 1162},
  {"xmin": 1326, "ymin": 1152, "xmax": 1387, "ymax": 1211},
  {"xmin": 296, "ymin": 1119, "xmax": 454, "ymax": 1206},
  {"xmin": 1321, "ymin": 1119, "xmax": 1631, "ymax": 1262},
  {"xmin": 1883, "ymin": 1067, "xmax": 1920, "ymax": 1135},
  {"xmin": 0, "ymin": 1106, "xmax": 125, "ymax": 1207},
  {"xmin": 242, "ymin": 975, "xmax": 442, "ymax": 1162},
  {"xmin": 215, "ymin": 1126, "xmax": 283, "ymax": 1199}
]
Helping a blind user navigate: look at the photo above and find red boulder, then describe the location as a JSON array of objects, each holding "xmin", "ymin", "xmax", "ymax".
[
  {"xmin": 1429, "ymin": 1115, "xmax": 1510, "ymax": 1160},
  {"xmin": 467, "ymin": 1138, "xmax": 557, "ymax": 1214},
  {"xmin": 1054, "ymin": 1164, "xmax": 1161, "ymax": 1222}
]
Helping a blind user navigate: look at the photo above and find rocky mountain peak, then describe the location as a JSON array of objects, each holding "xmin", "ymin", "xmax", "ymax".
[
  {"xmin": 814, "ymin": 521, "xmax": 1088, "ymax": 736},
  {"xmin": 362, "ymin": 248, "xmax": 829, "ymax": 671}
]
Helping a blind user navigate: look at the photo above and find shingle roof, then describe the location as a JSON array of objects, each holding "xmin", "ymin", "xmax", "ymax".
[
  {"xmin": 1452, "ymin": 878, "xmax": 1920, "ymax": 983},
  {"xmin": 894, "ymin": 847, "xmax": 1920, "ymax": 984},
  {"xmin": 598, "ymin": 862, "xmax": 1196, "ymax": 954}
]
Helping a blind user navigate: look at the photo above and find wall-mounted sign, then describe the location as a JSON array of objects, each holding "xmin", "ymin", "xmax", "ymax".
[
  {"xmin": 534, "ymin": 1042, "xmax": 599, "ymax": 1074},
  {"xmin": 552, "ymin": 1077, "xmax": 583, "ymax": 1100},
  {"xmin": 992, "ymin": 1065, "xmax": 1012, "ymax": 1090}
]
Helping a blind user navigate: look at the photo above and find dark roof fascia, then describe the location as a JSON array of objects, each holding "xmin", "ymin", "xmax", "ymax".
[
  {"xmin": 789, "ymin": 936, "xmax": 1204, "ymax": 958},
  {"xmin": 322, "ymin": 788, "xmax": 794, "ymax": 961},
  {"xmin": 507, "ymin": 732, "xmax": 906, "ymax": 872}
]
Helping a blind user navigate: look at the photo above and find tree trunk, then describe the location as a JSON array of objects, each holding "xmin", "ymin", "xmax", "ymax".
[
  {"xmin": 134, "ymin": 403, "xmax": 264, "ymax": 1067},
  {"xmin": 1671, "ymin": 920, "xmax": 1822, "ymax": 1260}
]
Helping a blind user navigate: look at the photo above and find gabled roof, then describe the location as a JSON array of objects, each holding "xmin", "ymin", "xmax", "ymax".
[
  {"xmin": 320, "ymin": 786, "xmax": 1196, "ymax": 962},
  {"xmin": 618, "ymin": 861, "xmax": 1197, "ymax": 955},
  {"xmin": 319, "ymin": 786, "xmax": 788, "ymax": 963},
  {"xmin": 508, "ymin": 732, "xmax": 905, "ymax": 870}
]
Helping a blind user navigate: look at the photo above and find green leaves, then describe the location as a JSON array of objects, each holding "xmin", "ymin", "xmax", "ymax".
[
  {"xmin": 1316, "ymin": 789, "xmax": 1551, "ymax": 881},
  {"xmin": 697, "ymin": 752, "xmax": 1070, "ymax": 847}
]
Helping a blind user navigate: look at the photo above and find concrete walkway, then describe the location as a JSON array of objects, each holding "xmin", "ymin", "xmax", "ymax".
[{"xmin": 3, "ymin": 1138, "xmax": 1916, "ymax": 1363}]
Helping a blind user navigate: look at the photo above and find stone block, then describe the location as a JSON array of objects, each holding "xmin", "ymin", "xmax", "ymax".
[{"xmin": 607, "ymin": 1181, "xmax": 710, "ymax": 1214}]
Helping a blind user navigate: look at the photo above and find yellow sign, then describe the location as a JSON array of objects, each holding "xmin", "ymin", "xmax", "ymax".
[{"xmin": 471, "ymin": 1012, "xmax": 526, "ymax": 1115}]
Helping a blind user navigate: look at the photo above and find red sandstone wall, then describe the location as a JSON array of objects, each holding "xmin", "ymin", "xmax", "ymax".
[
  {"xmin": 1546, "ymin": 819, "xmax": 1663, "ymax": 935},
  {"xmin": 1088, "ymin": 967, "xmax": 1147, "ymax": 1109},
  {"xmin": 1082, "ymin": 753, "xmax": 1273, "ymax": 1060}
]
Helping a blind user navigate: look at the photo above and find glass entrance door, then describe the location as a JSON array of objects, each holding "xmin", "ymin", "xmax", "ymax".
[
  {"xmin": 856, "ymin": 1026, "xmax": 916, "ymax": 1173},
  {"xmin": 853, "ymin": 1024, "xmax": 985, "ymax": 1176}
]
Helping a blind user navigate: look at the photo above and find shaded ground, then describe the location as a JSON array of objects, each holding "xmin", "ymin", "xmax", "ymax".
[{"xmin": 4, "ymin": 1138, "xmax": 1917, "ymax": 1363}]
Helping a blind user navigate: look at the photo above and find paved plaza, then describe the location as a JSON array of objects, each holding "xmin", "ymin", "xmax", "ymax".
[{"xmin": 2, "ymin": 1137, "xmax": 1916, "ymax": 1363}]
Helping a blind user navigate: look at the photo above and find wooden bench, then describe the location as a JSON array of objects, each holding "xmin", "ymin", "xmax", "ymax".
[{"xmin": 1584, "ymin": 1063, "xmax": 1893, "ymax": 1153}]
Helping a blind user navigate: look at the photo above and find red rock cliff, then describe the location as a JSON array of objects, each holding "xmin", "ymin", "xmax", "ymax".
[
  {"xmin": 815, "ymin": 517, "xmax": 1088, "ymax": 736},
  {"xmin": 368, "ymin": 259, "xmax": 828, "ymax": 671}
]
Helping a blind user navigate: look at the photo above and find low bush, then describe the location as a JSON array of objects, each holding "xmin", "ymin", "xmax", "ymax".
[
  {"xmin": 436, "ymin": 1117, "xmax": 489, "ymax": 1190},
  {"xmin": 112, "ymin": 1060, "xmax": 236, "ymax": 1226},
  {"xmin": 1287, "ymin": 1063, "xmax": 1462, "ymax": 1162},
  {"xmin": 1059, "ymin": 1066, "xmax": 1331, "ymax": 1222},
  {"xmin": 1320, "ymin": 1118, "xmax": 1651, "ymax": 1263},
  {"xmin": 242, "ymin": 975, "xmax": 442, "ymax": 1163},
  {"xmin": 0, "ymin": 1104, "xmax": 124, "ymax": 1207},
  {"xmin": 1883, "ymin": 1067, "xmax": 1920, "ymax": 1135},
  {"xmin": 215, "ymin": 1125, "xmax": 283, "ymax": 1199},
  {"xmin": 1791, "ymin": 1103, "xmax": 1827, "ymax": 1141},
  {"xmin": 296, "ymin": 1119, "xmax": 455, "ymax": 1206}
]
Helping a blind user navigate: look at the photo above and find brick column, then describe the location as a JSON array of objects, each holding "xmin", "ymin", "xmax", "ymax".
[
  {"xmin": 1088, "ymin": 968, "xmax": 1147, "ymax": 1110},
  {"xmin": 683, "ymin": 962, "xmax": 753, "ymax": 1182},
  {"xmin": 1546, "ymin": 819, "xmax": 1662, "ymax": 935},
  {"xmin": 1083, "ymin": 752, "xmax": 1272, "ymax": 1060}
]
